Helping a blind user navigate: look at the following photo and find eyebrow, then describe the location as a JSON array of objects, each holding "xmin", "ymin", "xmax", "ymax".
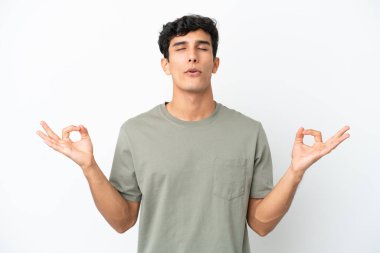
[{"xmin": 172, "ymin": 40, "xmax": 211, "ymax": 47}]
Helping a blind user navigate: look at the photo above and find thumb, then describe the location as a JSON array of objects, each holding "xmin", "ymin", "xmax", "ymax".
[
  {"xmin": 295, "ymin": 127, "xmax": 304, "ymax": 144},
  {"xmin": 78, "ymin": 125, "xmax": 90, "ymax": 138}
]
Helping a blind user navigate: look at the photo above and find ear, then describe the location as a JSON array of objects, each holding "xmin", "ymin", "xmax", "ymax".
[
  {"xmin": 161, "ymin": 58, "xmax": 171, "ymax": 75},
  {"xmin": 212, "ymin": 57, "xmax": 220, "ymax": 74}
]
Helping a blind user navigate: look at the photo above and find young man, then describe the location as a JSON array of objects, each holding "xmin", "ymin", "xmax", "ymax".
[{"xmin": 36, "ymin": 14, "xmax": 350, "ymax": 253}]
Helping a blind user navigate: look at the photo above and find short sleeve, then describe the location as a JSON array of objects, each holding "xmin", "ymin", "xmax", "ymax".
[
  {"xmin": 109, "ymin": 123, "xmax": 142, "ymax": 202},
  {"xmin": 250, "ymin": 122, "xmax": 274, "ymax": 198}
]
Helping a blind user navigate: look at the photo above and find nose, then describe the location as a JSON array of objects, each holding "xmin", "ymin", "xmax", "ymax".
[{"xmin": 188, "ymin": 48, "xmax": 198, "ymax": 63}]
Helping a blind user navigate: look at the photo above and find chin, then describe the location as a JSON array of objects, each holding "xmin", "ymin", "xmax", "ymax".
[{"xmin": 184, "ymin": 84, "xmax": 210, "ymax": 93}]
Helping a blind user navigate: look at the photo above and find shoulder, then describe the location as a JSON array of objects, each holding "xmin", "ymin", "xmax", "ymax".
[
  {"xmin": 219, "ymin": 103, "xmax": 263, "ymax": 130},
  {"xmin": 121, "ymin": 104, "xmax": 162, "ymax": 131},
  {"xmin": 119, "ymin": 103, "xmax": 161, "ymax": 131}
]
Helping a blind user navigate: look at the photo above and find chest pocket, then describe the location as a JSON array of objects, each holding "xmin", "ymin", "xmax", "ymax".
[{"xmin": 212, "ymin": 157, "xmax": 248, "ymax": 200}]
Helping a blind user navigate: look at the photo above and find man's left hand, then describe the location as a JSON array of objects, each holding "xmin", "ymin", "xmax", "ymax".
[{"xmin": 290, "ymin": 125, "xmax": 350, "ymax": 174}]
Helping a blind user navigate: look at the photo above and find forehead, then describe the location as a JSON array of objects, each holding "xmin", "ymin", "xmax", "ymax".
[{"xmin": 169, "ymin": 29, "xmax": 212, "ymax": 47}]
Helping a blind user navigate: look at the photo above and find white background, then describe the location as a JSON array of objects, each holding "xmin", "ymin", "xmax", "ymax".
[{"xmin": 1, "ymin": 0, "xmax": 379, "ymax": 252}]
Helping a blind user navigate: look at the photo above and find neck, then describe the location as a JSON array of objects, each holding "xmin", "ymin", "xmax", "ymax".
[{"xmin": 166, "ymin": 92, "xmax": 216, "ymax": 122}]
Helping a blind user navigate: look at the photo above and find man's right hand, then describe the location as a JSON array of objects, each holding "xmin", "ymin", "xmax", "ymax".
[
  {"xmin": 36, "ymin": 121, "xmax": 95, "ymax": 171},
  {"xmin": 36, "ymin": 120, "xmax": 139, "ymax": 233}
]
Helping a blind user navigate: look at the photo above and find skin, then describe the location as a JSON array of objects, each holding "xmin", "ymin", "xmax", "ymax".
[
  {"xmin": 247, "ymin": 126, "xmax": 350, "ymax": 236},
  {"xmin": 161, "ymin": 29, "xmax": 219, "ymax": 121},
  {"xmin": 36, "ymin": 122, "xmax": 139, "ymax": 233},
  {"xmin": 36, "ymin": 28, "xmax": 350, "ymax": 236}
]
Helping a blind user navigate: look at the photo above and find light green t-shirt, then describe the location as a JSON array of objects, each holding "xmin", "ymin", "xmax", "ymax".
[{"xmin": 109, "ymin": 100, "xmax": 274, "ymax": 253}]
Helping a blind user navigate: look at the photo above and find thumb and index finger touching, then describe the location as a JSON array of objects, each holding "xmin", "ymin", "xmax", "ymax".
[
  {"xmin": 295, "ymin": 127, "xmax": 323, "ymax": 144},
  {"xmin": 295, "ymin": 125, "xmax": 350, "ymax": 145},
  {"xmin": 62, "ymin": 124, "xmax": 89, "ymax": 140},
  {"xmin": 295, "ymin": 127, "xmax": 305, "ymax": 144},
  {"xmin": 37, "ymin": 121, "xmax": 89, "ymax": 142}
]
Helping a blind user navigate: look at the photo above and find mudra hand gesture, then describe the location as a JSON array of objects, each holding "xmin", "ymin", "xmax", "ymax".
[
  {"xmin": 291, "ymin": 126, "xmax": 350, "ymax": 174},
  {"xmin": 36, "ymin": 121, "xmax": 95, "ymax": 170}
]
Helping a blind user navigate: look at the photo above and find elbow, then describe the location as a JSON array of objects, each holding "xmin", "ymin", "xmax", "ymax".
[
  {"xmin": 114, "ymin": 223, "xmax": 131, "ymax": 234},
  {"xmin": 112, "ymin": 222, "xmax": 127, "ymax": 233},
  {"xmin": 257, "ymin": 229, "xmax": 271, "ymax": 237},
  {"xmin": 248, "ymin": 220, "xmax": 273, "ymax": 237},
  {"xmin": 112, "ymin": 212, "xmax": 138, "ymax": 234},
  {"xmin": 113, "ymin": 220, "xmax": 135, "ymax": 234},
  {"xmin": 115, "ymin": 226, "xmax": 128, "ymax": 234}
]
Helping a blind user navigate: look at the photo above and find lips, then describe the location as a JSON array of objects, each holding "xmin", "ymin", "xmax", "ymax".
[{"xmin": 185, "ymin": 68, "xmax": 201, "ymax": 73}]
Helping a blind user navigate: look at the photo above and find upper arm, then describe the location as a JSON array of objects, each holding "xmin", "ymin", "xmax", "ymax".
[
  {"xmin": 126, "ymin": 199, "xmax": 141, "ymax": 228},
  {"xmin": 246, "ymin": 198, "xmax": 264, "ymax": 232},
  {"xmin": 110, "ymin": 123, "xmax": 142, "ymax": 231},
  {"xmin": 247, "ymin": 198, "xmax": 263, "ymax": 218}
]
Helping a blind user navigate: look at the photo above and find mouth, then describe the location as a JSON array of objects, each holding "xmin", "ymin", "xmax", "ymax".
[{"xmin": 185, "ymin": 68, "xmax": 202, "ymax": 77}]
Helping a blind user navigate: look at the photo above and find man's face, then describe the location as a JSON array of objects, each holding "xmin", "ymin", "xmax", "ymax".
[{"xmin": 161, "ymin": 29, "xmax": 220, "ymax": 94}]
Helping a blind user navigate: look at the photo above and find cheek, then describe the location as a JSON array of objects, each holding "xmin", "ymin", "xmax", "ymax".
[
  {"xmin": 204, "ymin": 64, "xmax": 215, "ymax": 75},
  {"xmin": 169, "ymin": 52, "xmax": 186, "ymax": 64},
  {"xmin": 169, "ymin": 66, "xmax": 183, "ymax": 80},
  {"xmin": 169, "ymin": 58, "xmax": 185, "ymax": 75},
  {"xmin": 169, "ymin": 64, "xmax": 181, "ymax": 75}
]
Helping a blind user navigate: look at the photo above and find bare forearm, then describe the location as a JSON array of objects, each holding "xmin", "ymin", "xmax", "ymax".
[
  {"xmin": 248, "ymin": 125, "xmax": 350, "ymax": 236},
  {"xmin": 249, "ymin": 165, "xmax": 304, "ymax": 234},
  {"xmin": 82, "ymin": 158, "xmax": 132, "ymax": 233}
]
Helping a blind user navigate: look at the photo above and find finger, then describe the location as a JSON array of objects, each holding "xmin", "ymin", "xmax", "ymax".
[
  {"xmin": 303, "ymin": 129, "xmax": 323, "ymax": 143},
  {"xmin": 62, "ymin": 125, "xmax": 80, "ymax": 141},
  {"xmin": 333, "ymin": 132, "xmax": 350, "ymax": 146},
  {"xmin": 326, "ymin": 125, "xmax": 350, "ymax": 144},
  {"xmin": 321, "ymin": 132, "xmax": 350, "ymax": 155},
  {"xmin": 78, "ymin": 125, "xmax": 89, "ymax": 138},
  {"xmin": 40, "ymin": 121, "xmax": 60, "ymax": 141},
  {"xmin": 295, "ymin": 127, "xmax": 305, "ymax": 144},
  {"xmin": 334, "ymin": 125, "xmax": 350, "ymax": 138},
  {"xmin": 36, "ymin": 129, "xmax": 58, "ymax": 145},
  {"xmin": 36, "ymin": 129, "xmax": 49, "ymax": 142},
  {"xmin": 36, "ymin": 130, "xmax": 64, "ymax": 152}
]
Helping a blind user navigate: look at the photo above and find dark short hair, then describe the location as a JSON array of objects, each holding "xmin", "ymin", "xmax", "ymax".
[{"xmin": 158, "ymin": 14, "xmax": 219, "ymax": 61}]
